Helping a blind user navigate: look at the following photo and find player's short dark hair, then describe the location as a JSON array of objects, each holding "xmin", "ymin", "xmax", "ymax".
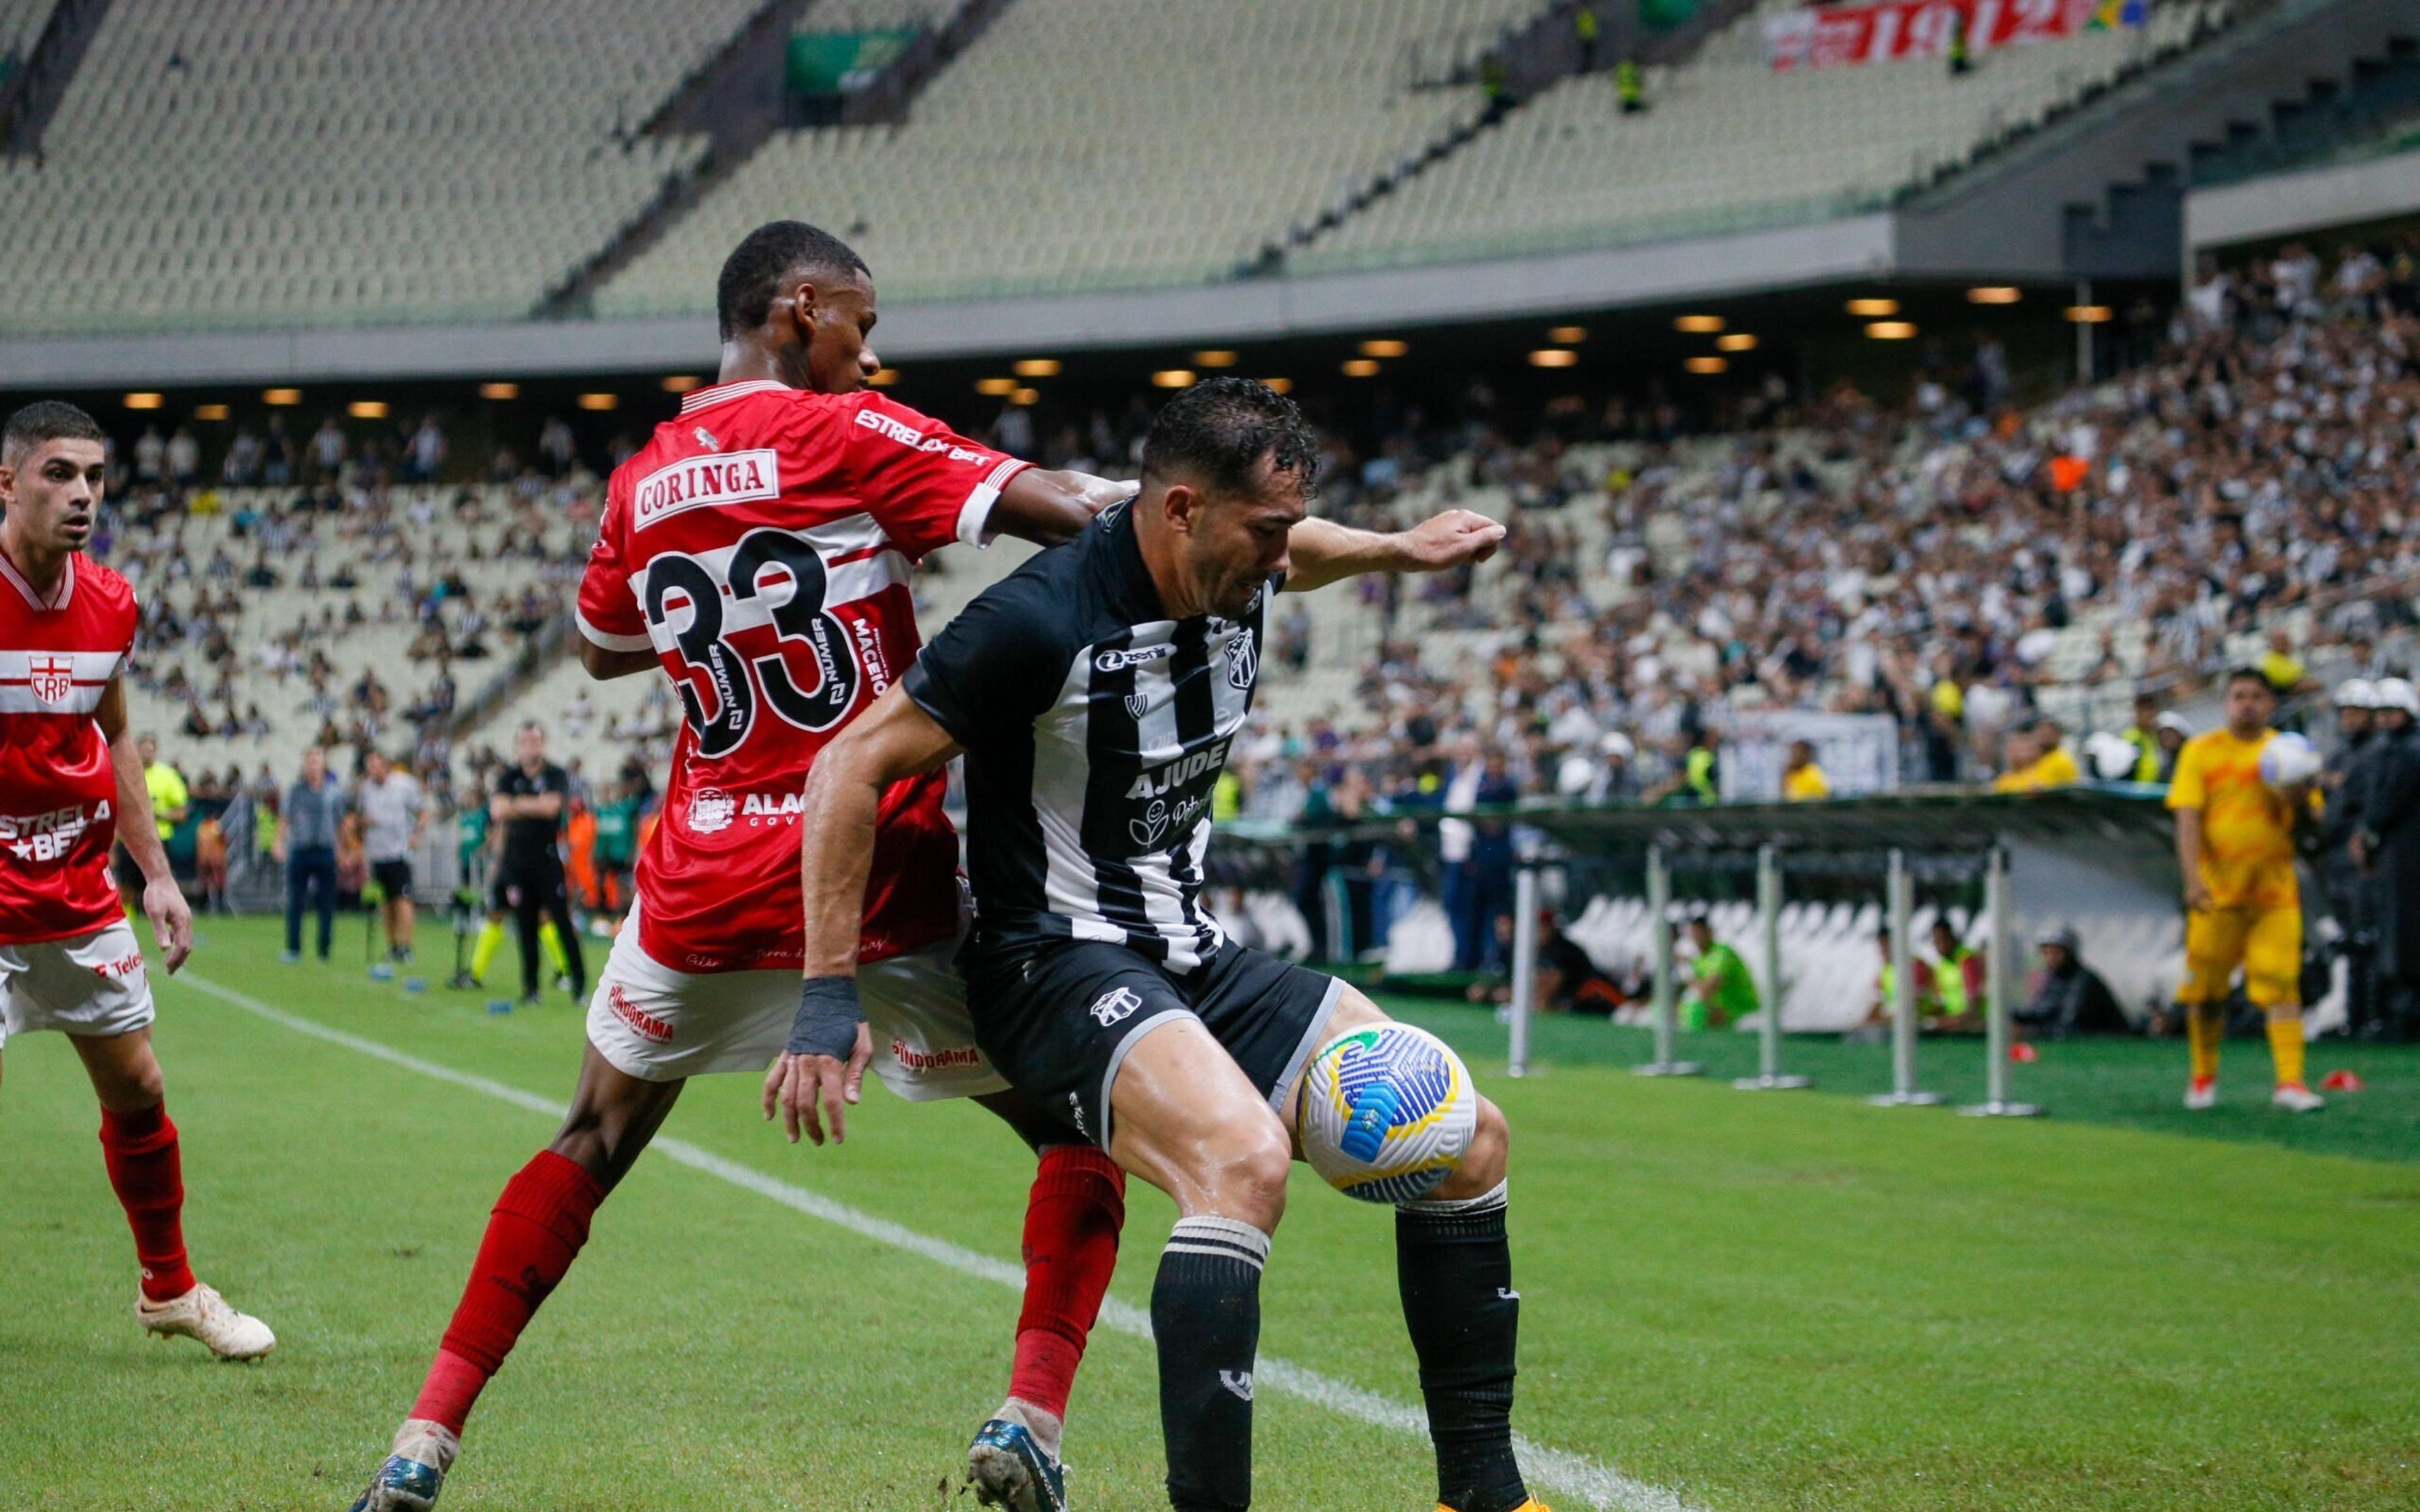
[
  {"xmin": 2227, "ymin": 666, "xmax": 2274, "ymax": 693},
  {"xmin": 1141, "ymin": 376, "xmax": 1320, "ymax": 504},
  {"xmin": 715, "ymin": 220, "xmax": 870, "ymax": 341},
  {"xmin": 3, "ymin": 399, "xmax": 106, "ymax": 465}
]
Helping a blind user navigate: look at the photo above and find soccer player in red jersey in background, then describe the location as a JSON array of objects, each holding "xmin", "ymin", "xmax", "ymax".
[
  {"xmin": 351, "ymin": 222, "xmax": 1132, "ymax": 1512},
  {"xmin": 0, "ymin": 400, "xmax": 275, "ymax": 1360}
]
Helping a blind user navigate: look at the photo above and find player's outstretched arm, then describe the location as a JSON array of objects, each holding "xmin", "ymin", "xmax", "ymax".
[
  {"xmin": 97, "ymin": 679, "xmax": 193, "ymax": 973},
  {"xmin": 1281, "ymin": 509, "xmax": 1506, "ymax": 593},
  {"xmin": 993, "ymin": 468, "xmax": 1132, "ymax": 547},
  {"xmin": 767, "ymin": 684, "xmax": 964, "ymax": 1147}
]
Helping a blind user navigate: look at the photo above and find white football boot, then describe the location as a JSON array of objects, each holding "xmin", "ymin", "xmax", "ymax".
[
  {"xmin": 2271, "ymin": 1083, "xmax": 2326, "ymax": 1113},
  {"xmin": 137, "ymin": 1281, "xmax": 276, "ymax": 1360}
]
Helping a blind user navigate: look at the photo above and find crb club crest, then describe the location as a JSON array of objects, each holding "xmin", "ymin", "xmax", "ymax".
[
  {"xmin": 27, "ymin": 654, "xmax": 75, "ymax": 704},
  {"xmin": 1222, "ymin": 633, "xmax": 1256, "ymax": 692},
  {"xmin": 689, "ymin": 787, "xmax": 736, "ymax": 834}
]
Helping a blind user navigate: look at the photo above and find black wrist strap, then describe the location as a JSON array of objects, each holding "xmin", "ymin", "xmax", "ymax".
[{"xmin": 788, "ymin": 975, "xmax": 863, "ymax": 1060}]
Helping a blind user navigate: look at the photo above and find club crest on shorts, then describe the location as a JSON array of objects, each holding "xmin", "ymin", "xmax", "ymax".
[
  {"xmin": 1223, "ymin": 633, "xmax": 1255, "ymax": 692},
  {"xmin": 1089, "ymin": 985, "xmax": 1143, "ymax": 1026},
  {"xmin": 689, "ymin": 786, "xmax": 736, "ymax": 834}
]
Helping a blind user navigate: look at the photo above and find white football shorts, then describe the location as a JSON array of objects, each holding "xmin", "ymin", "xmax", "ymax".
[
  {"xmin": 0, "ymin": 919, "xmax": 155, "ymax": 1051},
  {"xmin": 584, "ymin": 905, "xmax": 1007, "ymax": 1101}
]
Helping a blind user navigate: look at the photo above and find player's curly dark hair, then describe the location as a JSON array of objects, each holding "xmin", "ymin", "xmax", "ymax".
[
  {"xmin": 715, "ymin": 220, "xmax": 870, "ymax": 341},
  {"xmin": 2, "ymin": 399, "xmax": 106, "ymax": 465},
  {"xmin": 1141, "ymin": 376, "xmax": 1320, "ymax": 503}
]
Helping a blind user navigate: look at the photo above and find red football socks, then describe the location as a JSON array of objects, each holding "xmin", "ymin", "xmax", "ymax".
[
  {"xmin": 1008, "ymin": 1144, "xmax": 1126, "ymax": 1419},
  {"xmin": 100, "ymin": 1101, "xmax": 195, "ymax": 1303},
  {"xmin": 411, "ymin": 1150, "xmax": 605, "ymax": 1434}
]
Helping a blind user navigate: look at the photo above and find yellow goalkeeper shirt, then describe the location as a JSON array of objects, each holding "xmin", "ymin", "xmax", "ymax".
[{"xmin": 2165, "ymin": 729, "xmax": 2302, "ymax": 910}]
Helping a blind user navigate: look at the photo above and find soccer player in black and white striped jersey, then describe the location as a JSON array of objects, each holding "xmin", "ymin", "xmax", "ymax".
[{"xmin": 778, "ymin": 379, "xmax": 1545, "ymax": 1512}]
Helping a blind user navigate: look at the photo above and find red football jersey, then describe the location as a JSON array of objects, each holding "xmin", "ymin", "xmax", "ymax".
[
  {"xmin": 0, "ymin": 549, "xmax": 136, "ymax": 945},
  {"xmin": 578, "ymin": 379, "xmax": 1029, "ymax": 974}
]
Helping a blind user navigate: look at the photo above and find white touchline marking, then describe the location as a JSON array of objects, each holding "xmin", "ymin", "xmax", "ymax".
[{"xmin": 176, "ymin": 971, "xmax": 1703, "ymax": 1512}]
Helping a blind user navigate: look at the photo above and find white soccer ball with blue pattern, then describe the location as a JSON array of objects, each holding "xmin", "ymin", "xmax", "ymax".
[
  {"xmin": 2257, "ymin": 731, "xmax": 2322, "ymax": 791},
  {"xmin": 1296, "ymin": 1023, "xmax": 1478, "ymax": 1203}
]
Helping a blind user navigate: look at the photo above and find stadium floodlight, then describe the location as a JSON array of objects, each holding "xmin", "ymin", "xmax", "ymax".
[
  {"xmin": 1151, "ymin": 369, "xmax": 1196, "ymax": 389},
  {"xmin": 1547, "ymin": 325, "xmax": 1587, "ymax": 344},
  {"xmin": 1191, "ymin": 350, "xmax": 1238, "ymax": 368},
  {"xmin": 1684, "ymin": 356, "xmax": 1727, "ymax": 374},
  {"xmin": 123, "ymin": 392, "xmax": 164, "ymax": 410},
  {"xmin": 1673, "ymin": 314, "xmax": 1724, "ymax": 333},
  {"xmin": 1529, "ymin": 349, "xmax": 1579, "ymax": 369},
  {"xmin": 2064, "ymin": 304, "xmax": 2114, "ymax": 323},
  {"xmin": 262, "ymin": 387, "xmax": 302, "ymax": 406},
  {"xmin": 1967, "ymin": 286, "xmax": 2022, "ymax": 305},
  {"xmin": 1359, "ymin": 338, "xmax": 1409, "ymax": 358},
  {"xmin": 1013, "ymin": 358, "xmax": 1062, "ymax": 377},
  {"xmin": 1260, "ymin": 377, "xmax": 1293, "ymax": 394},
  {"xmin": 976, "ymin": 377, "xmax": 1018, "ymax": 396},
  {"xmin": 1010, "ymin": 387, "xmax": 1040, "ymax": 406},
  {"xmin": 478, "ymin": 382, "xmax": 519, "ymax": 401},
  {"xmin": 659, "ymin": 375, "xmax": 703, "ymax": 394},
  {"xmin": 1340, "ymin": 359, "xmax": 1381, "ymax": 377},
  {"xmin": 868, "ymin": 369, "xmax": 900, "ymax": 387},
  {"xmin": 1717, "ymin": 333, "xmax": 1759, "ymax": 352},
  {"xmin": 348, "ymin": 401, "xmax": 389, "ymax": 420},
  {"xmin": 576, "ymin": 392, "xmax": 618, "ymax": 411},
  {"xmin": 1847, "ymin": 297, "xmax": 1899, "ymax": 317},
  {"xmin": 192, "ymin": 404, "xmax": 231, "ymax": 421},
  {"xmin": 1865, "ymin": 321, "xmax": 1918, "ymax": 340}
]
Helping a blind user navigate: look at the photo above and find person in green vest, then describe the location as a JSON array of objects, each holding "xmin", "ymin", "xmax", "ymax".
[
  {"xmin": 1681, "ymin": 726, "xmax": 1720, "ymax": 804},
  {"xmin": 1574, "ymin": 3, "xmax": 1601, "ymax": 71},
  {"xmin": 1480, "ymin": 54, "xmax": 1511, "ymax": 123},
  {"xmin": 591, "ymin": 777, "xmax": 640, "ymax": 915},
  {"xmin": 1946, "ymin": 11, "xmax": 1973, "ymax": 74},
  {"xmin": 1924, "ymin": 917, "xmax": 1985, "ymax": 1031},
  {"xmin": 2116, "ymin": 692, "xmax": 2165, "ymax": 783},
  {"xmin": 1683, "ymin": 914, "xmax": 1758, "ymax": 1031},
  {"xmin": 1616, "ymin": 57, "xmax": 1644, "ymax": 114}
]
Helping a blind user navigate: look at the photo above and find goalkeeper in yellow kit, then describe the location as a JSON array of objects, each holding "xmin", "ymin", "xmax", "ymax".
[{"xmin": 2167, "ymin": 669, "xmax": 2325, "ymax": 1113}]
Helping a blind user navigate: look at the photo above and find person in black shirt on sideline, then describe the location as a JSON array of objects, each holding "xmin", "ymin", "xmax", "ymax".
[
  {"xmin": 779, "ymin": 380, "xmax": 1540, "ymax": 1512},
  {"xmin": 491, "ymin": 721, "xmax": 585, "ymax": 1008}
]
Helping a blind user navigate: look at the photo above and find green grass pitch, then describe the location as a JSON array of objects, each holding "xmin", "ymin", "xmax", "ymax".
[{"xmin": 4, "ymin": 914, "xmax": 2418, "ymax": 1510}]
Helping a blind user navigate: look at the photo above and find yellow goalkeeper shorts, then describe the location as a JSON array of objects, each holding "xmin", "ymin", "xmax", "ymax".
[{"xmin": 2178, "ymin": 905, "xmax": 2302, "ymax": 1009}]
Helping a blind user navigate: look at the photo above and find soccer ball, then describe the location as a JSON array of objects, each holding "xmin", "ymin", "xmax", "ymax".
[
  {"xmin": 2083, "ymin": 730, "xmax": 2139, "ymax": 781},
  {"xmin": 2257, "ymin": 731, "xmax": 2323, "ymax": 789},
  {"xmin": 1296, "ymin": 1024, "xmax": 1479, "ymax": 1203}
]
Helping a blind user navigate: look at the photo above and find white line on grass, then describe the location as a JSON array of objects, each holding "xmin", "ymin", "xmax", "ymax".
[{"xmin": 177, "ymin": 971, "xmax": 1702, "ymax": 1512}]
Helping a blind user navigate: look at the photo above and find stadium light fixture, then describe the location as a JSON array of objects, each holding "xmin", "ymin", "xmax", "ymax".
[
  {"xmin": 262, "ymin": 388, "xmax": 302, "ymax": 406},
  {"xmin": 1673, "ymin": 314, "xmax": 1724, "ymax": 333},
  {"xmin": 1260, "ymin": 377, "xmax": 1293, "ymax": 394},
  {"xmin": 868, "ymin": 369, "xmax": 900, "ymax": 387},
  {"xmin": 348, "ymin": 400, "xmax": 389, "ymax": 420},
  {"xmin": 1717, "ymin": 333, "xmax": 1759, "ymax": 352},
  {"xmin": 1013, "ymin": 358, "xmax": 1062, "ymax": 377},
  {"xmin": 1685, "ymin": 356, "xmax": 1728, "ymax": 374},
  {"xmin": 1192, "ymin": 350, "xmax": 1239, "ymax": 368},
  {"xmin": 577, "ymin": 392, "xmax": 619, "ymax": 411},
  {"xmin": 1528, "ymin": 349, "xmax": 1579, "ymax": 369},
  {"xmin": 192, "ymin": 403, "xmax": 231, "ymax": 421},
  {"xmin": 976, "ymin": 377, "xmax": 1018, "ymax": 396},
  {"xmin": 1865, "ymin": 321, "xmax": 1918, "ymax": 340},
  {"xmin": 1548, "ymin": 325, "xmax": 1587, "ymax": 344},
  {"xmin": 1010, "ymin": 387, "xmax": 1041, "ymax": 406},
  {"xmin": 2064, "ymin": 304, "xmax": 2114, "ymax": 324},
  {"xmin": 1967, "ymin": 286, "xmax": 2022, "ymax": 305},
  {"xmin": 1847, "ymin": 297, "xmax": 1899, "ymax": 317},
  {"xmin": 478, "ymin": 382, "xmax": 520, "ymax": 401},
  {"xmin": 1340, "ymin": 358, "xmax": 1381, "ymax": 377},
  {"xmin": 1359, "ymin": 338, "xmax": 1409, "ymax": 358},
  {"xmin": 123, "ymin": 392, "xmax": 164, "ymax": 410},
  {"xmin": 660, "ymin": 374, "xmax": 703, "ymax": 394},
  {"xmin": 1151, "ymin": 369, "xmax": 1196, "ymax": 388}
]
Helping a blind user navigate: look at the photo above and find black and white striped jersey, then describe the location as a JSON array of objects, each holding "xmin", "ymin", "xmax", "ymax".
[{"xmin": 902, "ymin": 501, "xmax": 1268, "ymax": 972}]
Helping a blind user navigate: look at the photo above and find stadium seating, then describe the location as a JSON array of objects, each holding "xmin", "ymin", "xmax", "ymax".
[
  {"xmin": 594, "ymin": 0, "xmax": 1541, "ymax": 312},
  {"xmin": 0, "ymin": 0, "xmax": 766, "ymax": 332},
  {"xmin": 1296, "ymin": 0, "xmax": 2230, "ymax": 272},
  {"xmin": 1, "ymin": 0, "xmax": 55, "ymax": 59}
]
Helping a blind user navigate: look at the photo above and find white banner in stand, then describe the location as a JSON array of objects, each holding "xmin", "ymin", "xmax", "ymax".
[{"xmin": 1720, "ymin": 711, "xmax": 1901, "ymax": 801}]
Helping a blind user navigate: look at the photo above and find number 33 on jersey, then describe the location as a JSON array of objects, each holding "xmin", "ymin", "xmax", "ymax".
[{"xmin": 576, "ymin": 378, "xmax": 1030, "ymax": 974}]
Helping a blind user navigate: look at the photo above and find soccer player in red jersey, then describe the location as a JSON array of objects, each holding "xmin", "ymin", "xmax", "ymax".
[
  {"xmin": 352, "ymin": 224, "xmax": 1131, "ymax": 1512},
  {"xmin": 0, "ymin": 401, "xmax": 274, "ymax": 1360}
]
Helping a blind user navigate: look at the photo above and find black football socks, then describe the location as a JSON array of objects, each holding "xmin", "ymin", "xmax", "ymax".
[
  {"xmin": 1397, "ymin": 1181, "xmax": 1528, "ymax": 1512},
  {"xmin": 1153, "ymin": 1217, "xmax": 1269, "ymax": 1510}
]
